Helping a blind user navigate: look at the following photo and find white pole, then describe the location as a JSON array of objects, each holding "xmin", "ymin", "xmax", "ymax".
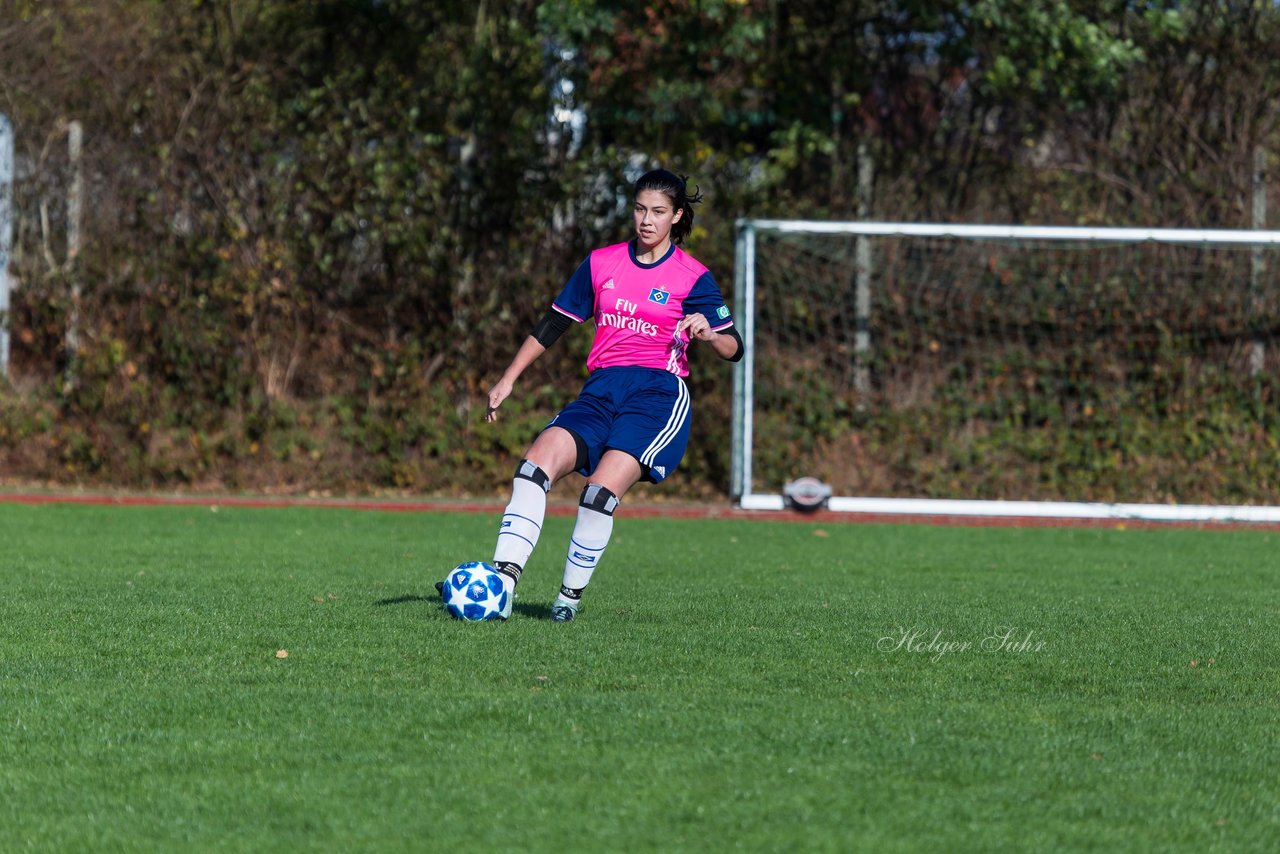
[
  {"xmin": 854, "ymin": 142, "xmax": 873, "ymax": 396},
  {"xmin": 0, "ymin": 114, "xmax": 13, "ymax": 383},
  {"xmin": 1250, "ymin": 145, "xmax": 1266, "ymax": 376},
  {"xmin": 744, "ymin": 219, "xmax": 1280, "ymax": 244},
  {"xmin": 740, "ymin": 222, "xmax": 757, "ymax": 501},
  {"xmin": 731, "ymin": 221, "xmax": 748, "ymax": 499},
  {"xmin": 64, "ymin": 120, "xmax": 83, "ymax": 390}
]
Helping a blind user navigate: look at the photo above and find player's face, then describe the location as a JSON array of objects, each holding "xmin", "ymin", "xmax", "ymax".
[{"xmin": 633, "ymin": 190, "xmax": 683, "ymax": 251}]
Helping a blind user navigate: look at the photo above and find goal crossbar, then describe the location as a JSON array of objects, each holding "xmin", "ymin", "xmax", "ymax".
[
  {"xmin": 740, "ymin": 219, "xmax": 1280, "ymax": 244},
  {"xmin": 730, "ymin": 220, "xmax": 1280, "ymax": 525}
]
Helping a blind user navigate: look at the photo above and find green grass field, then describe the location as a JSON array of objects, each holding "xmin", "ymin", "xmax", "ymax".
[{"xmin": 1, "ymin": 501, "xmax": 1276, "ymax": 851}]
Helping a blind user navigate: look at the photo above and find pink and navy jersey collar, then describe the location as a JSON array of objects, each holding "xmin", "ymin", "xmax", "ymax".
[{"xmin": 628, "ymin": 239, "xmax": 677, "ymax": 269}]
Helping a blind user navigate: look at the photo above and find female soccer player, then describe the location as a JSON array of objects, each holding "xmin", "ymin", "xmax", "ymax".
[{"xmin": 478, "ymin": 169, "xmax": 744, "ymax": 622}]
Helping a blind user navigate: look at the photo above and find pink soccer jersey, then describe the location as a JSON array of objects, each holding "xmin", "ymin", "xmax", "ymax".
[{"xmin": 551, "ymin": 241, "xmax": 734, "ymax": 377}]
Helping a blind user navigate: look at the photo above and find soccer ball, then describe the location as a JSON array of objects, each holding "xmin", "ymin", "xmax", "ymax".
[{"xmin": 441, "ymin": 561, "xmax": 508, "ymax": 621}]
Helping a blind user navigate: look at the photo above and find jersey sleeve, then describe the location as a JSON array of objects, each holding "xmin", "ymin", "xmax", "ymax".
[
  {"xmin": 683, "ymin": 271, "xmax": 734, "ymax": 330},
  {"xmin": 551, "ymin": 257, "xmax": 594, "ymax": 322}
]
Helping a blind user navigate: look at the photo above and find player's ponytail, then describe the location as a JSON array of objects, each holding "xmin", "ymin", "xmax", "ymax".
[{"xmin": 634, "ymin": 169, "xmax": 702, "ymax": 246}]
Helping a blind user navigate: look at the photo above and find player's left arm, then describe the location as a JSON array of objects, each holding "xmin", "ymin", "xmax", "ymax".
[
  {"xmin": 678, "ymin": 272, "xmax": 744, "ymax": 362},
  {"xmin": 676, "ymin": 314, "xmax": 743, "ymax": 361}
]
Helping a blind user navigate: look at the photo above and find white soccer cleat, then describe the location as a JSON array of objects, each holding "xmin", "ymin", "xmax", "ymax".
[{"xmin": 549, "ymin": 595, "xmax": 579, "ymax": 623}]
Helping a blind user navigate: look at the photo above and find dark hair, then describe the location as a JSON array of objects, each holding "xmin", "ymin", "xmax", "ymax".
[{"xmin": 634, "ymin": 169, "xmax": 703, "ymax": 246}]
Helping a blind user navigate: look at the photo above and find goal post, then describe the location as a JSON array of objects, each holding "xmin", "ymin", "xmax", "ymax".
[{"xmin": 731, "ymin": 219, "xmax": 1280, "ymax": 523}]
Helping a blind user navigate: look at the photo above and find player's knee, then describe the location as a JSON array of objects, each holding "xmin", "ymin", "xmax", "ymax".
[
  {"xmin": 580, "ymin": 483, "xmax": 620, "ymax": 516},
  {"xmin": 514, "ymin": 459, "xmax": 552, "ymax": 494}
]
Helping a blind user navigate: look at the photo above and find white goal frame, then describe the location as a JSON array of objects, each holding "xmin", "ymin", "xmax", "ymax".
[{"xmin": 731, "ymin": 220, "xmax": 1280, "ymax": 524}]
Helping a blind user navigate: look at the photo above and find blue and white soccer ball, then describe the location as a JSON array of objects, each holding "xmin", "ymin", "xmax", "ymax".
[{"xmin": 441, "ymin": 561, "xmax": 508, "ymax": 621}]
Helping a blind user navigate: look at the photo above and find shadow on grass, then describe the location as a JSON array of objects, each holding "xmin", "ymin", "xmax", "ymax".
[
  {"xmin": 513, "ymin": 601, "xmax": 551, "ymax": 620},
  {"xmin": 374, "ymin": 593, "xmax": 551, "ymax": 620},
  {"xmin": 374, "ymin": 594, "xmax": 434, "ymax": 607}
]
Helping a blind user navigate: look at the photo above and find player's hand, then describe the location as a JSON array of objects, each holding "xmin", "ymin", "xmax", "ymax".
[
  {"xmin": 677, "ymin": 313, "xmax": 715, "ymax": 342},
  {"xmin": 485, "ymin": 378, "xmax": 514, "ymax": 422}
]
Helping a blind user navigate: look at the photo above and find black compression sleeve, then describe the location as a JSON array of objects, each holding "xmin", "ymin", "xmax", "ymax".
[
  {"xmin": 721, "ymin": 326, "xmax": 745, "ymax": 362},
  {"xmin": 531, "ymin": 309, "xmax": 573, "ymax": 348}
]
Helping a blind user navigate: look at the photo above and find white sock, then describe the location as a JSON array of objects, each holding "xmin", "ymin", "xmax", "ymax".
[
  {"xmin": 493, "ymin": 460, "xmax": 551, "ymax": 592},
  {"xmin": 559, "ymin": 483, "xmax": 619, "ymax": 602}
]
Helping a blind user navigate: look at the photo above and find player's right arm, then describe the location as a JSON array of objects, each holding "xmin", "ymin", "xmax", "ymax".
[
  {"xmin": 486, "ymin": 335, "xmax": 547, "ymax": 422},
  {"xmin": 486, "ymin": 258, "xmax": 593, "ymax": 422}
]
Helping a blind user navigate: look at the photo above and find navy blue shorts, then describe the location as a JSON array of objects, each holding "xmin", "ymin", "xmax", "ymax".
[{"xmin": 547, "ymin": 366, "xmax": 691, "ymax": 484}]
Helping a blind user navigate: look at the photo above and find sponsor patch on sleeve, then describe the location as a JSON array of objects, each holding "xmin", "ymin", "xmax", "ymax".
[{"xmin": 716, "ymin": 305, "xmax": 730, "ymax": 319}]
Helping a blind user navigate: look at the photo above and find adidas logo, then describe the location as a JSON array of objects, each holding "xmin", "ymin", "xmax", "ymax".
[{"xmin": 603, "ymin": 278, "xmax": 616, "ymax": 289}]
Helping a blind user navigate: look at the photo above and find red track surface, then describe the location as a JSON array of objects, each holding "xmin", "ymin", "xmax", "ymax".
[{"xmin": 3, "ymin": 490, "xmax": 1279, "ymax": 531}]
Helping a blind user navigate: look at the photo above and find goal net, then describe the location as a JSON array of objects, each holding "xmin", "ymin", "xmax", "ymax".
[{"xmin": 731, "ymin": 221, "xmax": 1280, "ymax": 523}]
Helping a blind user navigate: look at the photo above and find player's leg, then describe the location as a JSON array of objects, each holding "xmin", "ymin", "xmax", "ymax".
[
  {"xmin": 489, "ymin": 426, "xmax": 581, "ymax": 608},
  {"xmin": 550, "ymin": 450, "xmax": 642, "ymax": 623},
  {"xmin": 551, "ymin": 372, "xmax": 691, "ymax": 622},
  {"xmin": 481, "ymin": 373, "xmax": 613, "ymax": 618}
]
